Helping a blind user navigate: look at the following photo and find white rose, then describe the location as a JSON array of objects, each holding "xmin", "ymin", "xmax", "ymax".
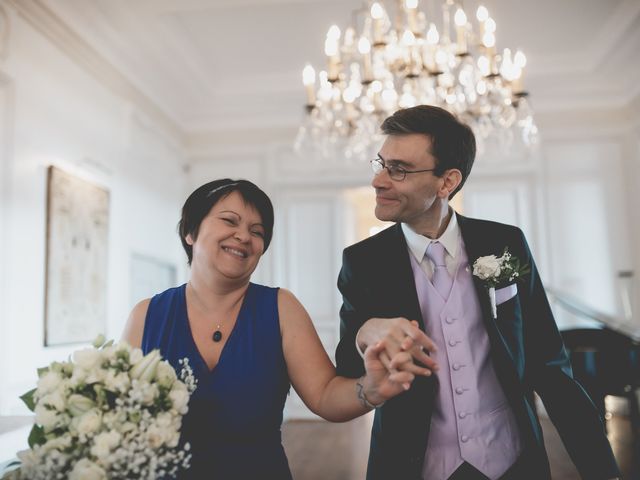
[
  {"xmin": 68, "ymin": 394, "xmax": 95, "ymax": 417},
  {"xmin": 35, "ymin": 404, "xmax": 60, "ymax": 431},
  {"xmin": 40, "ymin": 389, "xmax": 66, "ymax": 411},
  {"xmin": 156, "ymin": 361, "xmax": 177, "ymax": 388},
  {"xmin": 36, "ymin": 370, "xmax": 62, "ymax": 396},
  {"xmin": 146, "ymin": 424, "xmax": 166, "ymax": 449},
  {"xmin": 73, "ymin": 348, "xmax": 103, "ymax": 371},
  {"xmin": 169, "ymin": 385, "xmax": 190, "ymax": 414},
  {"xmin": 156, "ymin": 411, "xmax": 174, "ymax": 429},
  {"xmin": 69, "ymin": 458, "xmax": 107, "ymax": 480},
  {"xmin": 75, "ymin": 409, "xmax": 102, "ymax": 436},
  {"xmin": 104, "ymin": 370, "xmax": 130, "ymax": 393},
  {"xmin": 473, "ymin": 255, "xmax": 502, "ymax": 280},
  {"xmin": 90, "ymin": 430, "xmax": 121, "ymax": 459}
]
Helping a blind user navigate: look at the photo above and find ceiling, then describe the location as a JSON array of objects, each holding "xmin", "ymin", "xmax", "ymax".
[{"xmin": 17, "ymin": 0, "xmax": 640, "ymax": 137}]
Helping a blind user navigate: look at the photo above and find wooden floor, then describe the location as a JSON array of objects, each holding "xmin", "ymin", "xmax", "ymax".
[{"xmin": 282, "ymin": 413, "xmax": 638, "ymax": 480}]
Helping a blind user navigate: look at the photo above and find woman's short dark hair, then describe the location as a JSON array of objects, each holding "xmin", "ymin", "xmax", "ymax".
[
  {"xmin": 381, "ymin": 105, "xmax": 476, "ymax": 198},
  {"xmin": 178, "ymin": 179, "xmax": 274, "ymax": 265}
]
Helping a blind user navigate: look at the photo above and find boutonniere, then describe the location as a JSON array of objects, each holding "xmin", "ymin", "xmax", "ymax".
[{"xmin": 472, "ymin": 247, "xmax": 530, "ymax": 318}]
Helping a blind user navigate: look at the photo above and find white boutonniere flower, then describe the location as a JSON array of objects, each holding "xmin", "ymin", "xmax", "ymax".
[{"xmin": 472, "ymin": 247, "xmax": 530, "ymax": 318}]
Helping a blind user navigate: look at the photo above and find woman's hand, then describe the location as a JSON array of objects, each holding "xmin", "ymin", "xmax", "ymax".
[
  {"xmin": 357, "ymin": 318, "xmax": 439, "ymax": 377},
  {"xmin": 360, "ymin": 340, "xmax": 430, "ymax": 406}
]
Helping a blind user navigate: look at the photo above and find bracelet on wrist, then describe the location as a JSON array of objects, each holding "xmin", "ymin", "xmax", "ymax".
[{"xmin": 356, "ymin": 376, "xmax": 385, "ymax": 409}]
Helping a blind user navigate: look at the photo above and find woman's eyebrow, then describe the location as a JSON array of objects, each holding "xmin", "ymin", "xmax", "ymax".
[{"xmin": 218, "ymin": 210, "xmax": 240, "ymax": 217}]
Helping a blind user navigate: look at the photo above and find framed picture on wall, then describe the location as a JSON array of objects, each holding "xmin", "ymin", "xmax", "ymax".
[{"xmin": 44, "ymin": 166, "xmax": 110, "ymax": 346}]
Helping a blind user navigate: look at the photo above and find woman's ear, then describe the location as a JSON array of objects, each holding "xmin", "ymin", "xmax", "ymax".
[
  {"xmin": 439, "ymin": 169, "xmax": 462, "ymax": 199},
  {"xmin": 185, "ymin": 233, "xmax": 194, "ymax": 246}
]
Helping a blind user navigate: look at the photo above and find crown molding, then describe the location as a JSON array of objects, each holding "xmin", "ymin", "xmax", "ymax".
[{"xmin": 4, "ymin": 0, "xmax": 185, "ymax": 144}]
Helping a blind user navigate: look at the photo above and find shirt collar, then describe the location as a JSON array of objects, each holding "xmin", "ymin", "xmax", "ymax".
[{"xmin": 401, "ymin": 210, "xmax": 460, "ymax": 263}]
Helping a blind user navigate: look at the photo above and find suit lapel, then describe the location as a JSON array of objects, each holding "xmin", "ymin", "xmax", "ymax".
[
  {"xmin": 457, "ymin": 214, "xmax": 495, "ymax": 324},
  {"xmin": 458, "ymin": 214, "xmax": 519, "ymax": 366}
]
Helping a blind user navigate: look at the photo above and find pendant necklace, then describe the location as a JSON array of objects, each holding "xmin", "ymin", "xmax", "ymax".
[{"xmin": 212, "ymin": 326, "xmax": 223, "ymax": 343}]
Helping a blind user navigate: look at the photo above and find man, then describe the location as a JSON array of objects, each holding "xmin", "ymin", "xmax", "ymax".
[{"xmin": 335, "ymin": 105, "xmax": 620, "ymax": 480}]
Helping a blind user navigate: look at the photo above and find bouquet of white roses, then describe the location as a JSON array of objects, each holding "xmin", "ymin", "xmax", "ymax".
[{"xmin": 2, "ymin": 336, "xmax": 197, "ymax": 480}]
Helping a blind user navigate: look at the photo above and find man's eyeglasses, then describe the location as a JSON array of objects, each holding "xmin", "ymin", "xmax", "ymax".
[{"xmin": 370, "ymin": 157, "xmax": 437, "ymax": 181}]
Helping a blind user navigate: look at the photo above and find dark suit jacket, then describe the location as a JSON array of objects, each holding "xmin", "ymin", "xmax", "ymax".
[{"xmin": 335, "ymin": 215, "xmax": 620, "ymax": 480}]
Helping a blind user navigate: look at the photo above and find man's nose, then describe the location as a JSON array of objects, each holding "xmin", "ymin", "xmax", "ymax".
[{"xmin": 372, "ymin": 167, "xmax": 391, "ymax": 189}]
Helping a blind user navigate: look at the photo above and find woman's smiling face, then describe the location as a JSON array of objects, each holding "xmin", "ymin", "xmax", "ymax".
[{"xmin": 186, "ymin": 191, "xmax": 265, "ymax": 282}]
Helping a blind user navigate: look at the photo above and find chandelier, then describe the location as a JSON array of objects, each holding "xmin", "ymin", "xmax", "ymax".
[{"xmin": 295, "ymin": 0, "xmax": 539, "ymax": 162}]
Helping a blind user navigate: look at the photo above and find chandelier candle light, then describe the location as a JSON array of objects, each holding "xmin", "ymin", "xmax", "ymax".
[{"xmin": 296, "ymin": 0, "xmax": 538, "ymax": 161}]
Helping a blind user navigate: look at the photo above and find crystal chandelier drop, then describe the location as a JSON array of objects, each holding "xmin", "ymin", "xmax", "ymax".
[{"xmin": 295, "ymin": 0, "xmax": 539, "ymax": 162}]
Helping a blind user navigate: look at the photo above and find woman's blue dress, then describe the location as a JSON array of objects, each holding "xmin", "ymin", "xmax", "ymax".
[{"xmin": 142, "ymin": 282, "xmax": 292, "ymax": 479}]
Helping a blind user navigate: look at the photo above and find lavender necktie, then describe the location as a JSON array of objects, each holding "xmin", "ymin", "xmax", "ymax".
[{"xmin": 426, "ymin": 241, "xmax": 452, "ymax": 300}]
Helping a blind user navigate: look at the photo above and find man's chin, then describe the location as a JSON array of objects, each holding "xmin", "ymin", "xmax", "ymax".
[{"xmin": 374, "ymin": 206, "xmax": 398, "ymax": 223}]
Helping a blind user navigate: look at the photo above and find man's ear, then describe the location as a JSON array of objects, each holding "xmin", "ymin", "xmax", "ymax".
[
  {"xmin": 185, "ymin": 233, "xmax": 194, "ymax": 246},
  {"xmin": 439, "ymin": 169, "xmax": 462, "ymax": 199}
]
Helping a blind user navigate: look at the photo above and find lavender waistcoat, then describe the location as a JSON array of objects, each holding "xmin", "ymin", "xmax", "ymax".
[{"xmin": 410, "ymin": 238, "xmax": 523, "ymax": 480}]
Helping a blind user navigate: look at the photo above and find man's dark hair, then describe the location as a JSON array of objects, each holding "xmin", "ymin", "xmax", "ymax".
[
  {"xmin": 178, "ymin": 179, "xmax": 274, "ymax": 265},
  {"xmin": 381, "ymin": 105, "xmax": 476, "ymax": 198}
]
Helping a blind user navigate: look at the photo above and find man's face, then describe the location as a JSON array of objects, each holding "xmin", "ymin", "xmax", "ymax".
[{"xmin": 372, "ymin": 133, "xmax": 445, "ymax": 229}]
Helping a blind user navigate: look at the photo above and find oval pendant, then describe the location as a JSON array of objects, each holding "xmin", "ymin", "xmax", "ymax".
[{"xmin": 212, "ymin": 330, "xmax": 222, "ymax": 342}]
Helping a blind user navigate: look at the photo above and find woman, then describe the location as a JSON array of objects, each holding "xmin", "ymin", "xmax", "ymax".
[{"xmin": 122, "ymin": 179, "xmax": 426, "ymax": 479}]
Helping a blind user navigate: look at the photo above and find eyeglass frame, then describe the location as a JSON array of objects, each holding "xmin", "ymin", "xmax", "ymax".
[{"xmin": 370, "ymin": 156, "xmax": 439, "ymax": 181}]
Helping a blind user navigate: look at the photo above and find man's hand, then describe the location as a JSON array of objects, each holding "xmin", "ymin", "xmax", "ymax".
[
  {"xmin": 361, "ymin": 340, "xmax": 416, "ymax": 405},
  {"xmin": 357, "ymin": 317, "xmax": 438, "ymax": 376}
]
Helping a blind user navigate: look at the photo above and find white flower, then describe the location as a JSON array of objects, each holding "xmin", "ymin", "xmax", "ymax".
[
  {"xmin": 472, "ymin": 254, "xmax": 501, "ymax": 280},
  {"xmin": 92, "ymin": 334, "xmax": 107, "ymax": 349},
  {"xmin": 156, "ymin": 361, "xmax": 177, "ymax": 388},
  {"xmin": 140, "ymin": 383, "xmax": 160, "ymax": 406},
  {"xmin": 67, "ymin": 394, "xmax": 95, "ymax": 417},
  {"xmin": 146, "ymin": 424, "xmax": 167, "ymax": 449},
  {"xmin": 41, "ymin": 434, "xmax": 72, "ymax": 453},
  {"xmin": 104, "ymin": 370, "xmax": 130, "ymax": 393},
  {"xmin": 69, "ymin": 458, "xmax": 107, "ymax": 480},
  {"xmin": 90, "ymin": 431, "xmax": 121, "ymax": 459},
  {"xmin": 16, "ymin": 448, "xmax": 38, "ymax": 468},
  {"xmin": 74, "ymin": 409, "xmax": 102, "ymax": 436},
  {"xmin": 169, "ymin": 384, "xmax": 190, "ymax": 414},
  {"xmin": 129, "ymin": 347, "xmax": 144, "ymax": 365},
  {"xmin": 35, "ymin": 404, "xmax": 60, "ymax": 431},
  {"xmin": 40, "ymin": 389, "xmax": 66, "ymax": 412},
  {"xmin": 85, "ymin": 367, "xmax": 106, "ymax": 384},
  {"xmin": 130, "ymin": 350, "xmax": 162, "ymax": 382},
  {"xmin": 73, "ymin": 348, "xmax": 103, "ymax": 371},
  {"xmin": 69, "ymin": 367, "xmax": 88, "ymax": 387},
  {"xmin": 36, "ymin": 370, "xmax": 62, "ymax": 396}
]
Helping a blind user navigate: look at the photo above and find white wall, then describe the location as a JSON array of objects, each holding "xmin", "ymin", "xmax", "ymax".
[
  {"xmin": 0, "ymin": 7, "xmax": 187, "ymax": 415},
  {"xmin": 537, "ymin": 105, "xmax": 639, "ymax": 327}
]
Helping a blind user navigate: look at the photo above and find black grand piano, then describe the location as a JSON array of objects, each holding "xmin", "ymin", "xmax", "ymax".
[{"xmin": 549, "ymin": 288, "xmax": 640, "ymax": 437}]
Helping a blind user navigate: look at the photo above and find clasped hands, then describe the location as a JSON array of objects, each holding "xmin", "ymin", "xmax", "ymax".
[{"xmin": 358, "ymin": 317, "xmax": 439, "ymax": 406}]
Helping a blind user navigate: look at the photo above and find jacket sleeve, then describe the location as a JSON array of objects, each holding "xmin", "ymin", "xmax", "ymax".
[
  {"xmin": 517, "ymin": 229, "xmax": 620, "ymax": 480},
  {"xmin": 335, "ymin": 249, "xmax": 370, "ymax": 379}
]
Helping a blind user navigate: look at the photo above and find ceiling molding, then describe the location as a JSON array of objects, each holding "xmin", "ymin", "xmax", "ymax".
[
  {"xmin": 4, "ymin": 0, "xmax": 185, "ymax": 143},
  {"xmin": 139, "ymin": 0, "xmax": 344, "ymax": 15},
  {"xmin": 532, "ymin": 0, "xmax": 640, "ymax": 76}
]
